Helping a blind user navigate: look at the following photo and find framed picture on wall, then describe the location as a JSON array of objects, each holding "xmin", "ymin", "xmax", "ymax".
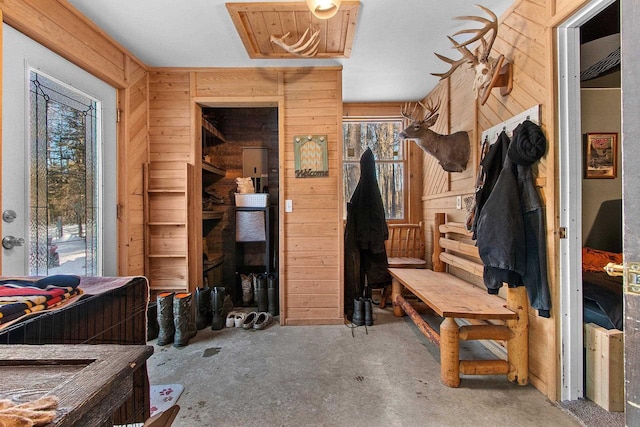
[{"xmin": 584, "ymin": 132, "xmax": 617, "ymax": 179}]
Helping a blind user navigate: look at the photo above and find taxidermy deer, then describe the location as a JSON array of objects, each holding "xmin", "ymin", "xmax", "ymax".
[
  {"xmin": 400, "ymin": 100, "xmax": 470, "ymax": 173},
  {"xmin": 432, "ymin": 5, "xmax": 510, "ymax": 105},
  {"xmin": 270, "ymin": 26, "xmax": 320, "ymax": 58}
]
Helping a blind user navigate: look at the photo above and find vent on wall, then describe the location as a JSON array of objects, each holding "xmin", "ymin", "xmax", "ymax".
[{"xmin": 226, "ymin": 1, "xmax": 360, "ymax": 59}]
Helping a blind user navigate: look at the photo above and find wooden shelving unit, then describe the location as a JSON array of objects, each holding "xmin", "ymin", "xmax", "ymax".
[{"xmin": 144, "ymin": 161, "xmax": 194, "ymax": 292}]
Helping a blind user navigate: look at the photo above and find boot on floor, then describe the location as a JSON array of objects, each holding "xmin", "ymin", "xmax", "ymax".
[
  {"xmin": 195, "ymin": 287, "xmax": 212, "ymax": 330},
  {"xmin": 173, "ymin": 292, "xmax": 197, "ymax": 347},
  {"xmin": 352, "ymin": 297, "xmax": 365, "ymax": 326},
  {"xmin": 255, "ymin": 274, "xmax": 268, "ymax": 313},
  {"xmin": 211, "ymin": 287, "xmax": 227, "ymax": 330},
  {"xmin": 364, "ymin": 297, "xmax": 373, "ymax": 326},
  {"xmin": 156, "ymin": 292, "xmax": 175, "ymax": 346},
  {"xmin": 267, "ymin": 273, "xmax": 279, "ymax": 316}
]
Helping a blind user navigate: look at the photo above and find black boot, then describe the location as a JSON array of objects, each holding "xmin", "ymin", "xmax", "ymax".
[
  {"xmin": 147, "ymin": 301, "xmax": 159, "ymax": 341},
  {"xmin": 267, "ymin": 273, "xmax": 278, "ymax": 316},
  {"xmin": 211, "ymin": 287, "xmax": 227, "ymax": 330},
  {"xmin": 255, "ymin": 274, "xmax": 268, "ymax": 312},
  {"xmin": 352, "ymin": 298, "xmax": 365, "ymax": 326},
  {"xmin": 364, "ymin": 298, "xmax": 373, "ymax": 326},
  {"xmin": 156, "ymin": 292, "xmax": 175, "ymax": 346},
  {"xmin": 195, "ymin": 287, "xmax": 212, "ymax": 330},
  {"xmin": 173, "ymin": 292, "xmax": 197, "ymax": 347}
]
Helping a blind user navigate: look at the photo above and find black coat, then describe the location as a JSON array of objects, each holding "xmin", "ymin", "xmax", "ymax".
[
  {"xmin": 344, "ymin": 149, "xmax": 391, "ymax": 315},
  {"xmin": 475, "ymin": 157, "xmax": 551, "ymax": 318}
]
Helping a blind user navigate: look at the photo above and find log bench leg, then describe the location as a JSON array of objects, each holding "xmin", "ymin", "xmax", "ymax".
[
  {"xmin": 392, "ymin": 278, "xmax": 405, "ymax": 317},
  {"xmin": 506, "ymin": 287, "xmax": 529, "ymax": 385},
  {"xmin": 440, "ymin": 317, "xmax": 460, "ymax": 387}
]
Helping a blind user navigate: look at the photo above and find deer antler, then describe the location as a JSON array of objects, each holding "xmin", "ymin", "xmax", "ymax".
[
  {"xmin": 451, "ymin": 4, "xmax": 498, "ymax": 63},
  {"xmin": 270, "ymin": 27, "xmax": 320, "ymax": 58},
  {"xmin": 419, "ymin": 98, "xmax": 441, "ymax": 122},
  {"xmin": 431, "ymin": 5, "xmax": 498, "ymax": 80},
  {"xmin": 401, "ymin": 102, "xmax": 422, "ymax": 122}
]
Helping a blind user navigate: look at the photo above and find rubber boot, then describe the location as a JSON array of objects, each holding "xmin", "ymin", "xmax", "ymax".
[
  {"xmin": 156, "ymin": 292, "xmax": 175, "ymax": 346},
  {"xmin": 195, "ymin": 287, "xmax": 212, "ymax": 330},
  {"xmin": 364, "ymin": 298, "xmax": 373, "ymax": 326},
  {"xmin": 211, "ymin": 287, "xmax": 227, "ymax": 330},
  {"xmin": 267, "ymin": 273, "xmax": 279, "ymax": 316},
  {"xmin": 241, "ymin": 274, "xmax": 253, "ymax": 306},
  {"xmin": 352, "ymin": 298, "xmax": 365, "ymax": 326},
  {"xmin": 173, "ymin": 292, "xmax": 197, "ymax": 347},
  {"xmin": 255, "ymin": 274, "xmax": 268, "ymax": 312},
  {"xmin": 147, "ymin": 301, "xmax": 159, "ymax": 341}
]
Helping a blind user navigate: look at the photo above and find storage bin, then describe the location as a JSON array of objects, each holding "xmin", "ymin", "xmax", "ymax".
[{"xmin": 235, "ymin": 193, "xmax": 269, "ymax": 207}]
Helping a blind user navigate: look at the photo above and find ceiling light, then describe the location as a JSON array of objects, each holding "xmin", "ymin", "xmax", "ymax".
[{"xmin": 306, "ymin": 0, "xmax": 341, "ymax": 19}]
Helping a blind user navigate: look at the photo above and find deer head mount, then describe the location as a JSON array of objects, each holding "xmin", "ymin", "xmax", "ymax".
[
  {"xmin": 400, "ymin": 100, "xmax": 470, "ymax": 173},
  {"xmin": 270, "ymin": 27, "xmax": 320, "ymax": 58},
  {"xmin": 431, "ymin": 4, "xmax": 512, "ymax": 105}
]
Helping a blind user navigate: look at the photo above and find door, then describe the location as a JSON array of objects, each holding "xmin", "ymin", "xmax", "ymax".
[{"xmin": 2, "ymin": 24, "xmax": 117, "ymax": 276}]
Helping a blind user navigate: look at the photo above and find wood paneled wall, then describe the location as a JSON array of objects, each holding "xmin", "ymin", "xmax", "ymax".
[
  {"xmin": 0, "ymin": 0, "xmax": 149, "ymax": 277},
  {"xmin": 419, "ymin": 0, "xmax": 596, "ymax": 401},
  {"xmin": 148, "ymin": 67, "xmax": 343, "ymax": 325}
]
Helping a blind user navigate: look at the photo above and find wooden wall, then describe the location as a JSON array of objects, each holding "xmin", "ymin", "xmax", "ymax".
[
  {"xmin": 148, "ymin": 68, "xmax": 344, "ymax": 325},
  {"xmin": 0, "ymin": 0, "xmax": 149, "ymax": 277},
  {"xmin": 419, "ymin": 0, "xmax": 597, "ymax": 401}
]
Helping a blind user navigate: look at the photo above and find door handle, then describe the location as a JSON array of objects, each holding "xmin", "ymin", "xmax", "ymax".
[{"xmin": 2, "ymin": 236, "xmax": 25, "ymax": 250}]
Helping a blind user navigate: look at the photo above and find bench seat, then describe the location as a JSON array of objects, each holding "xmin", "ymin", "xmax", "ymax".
[
  {"xmin": 390, "ymin": 213, "xmax": 529, "ymax": 388},
  {"xmin": 389, "ymin": 268, "xmax": 516, "ymax": 320}
]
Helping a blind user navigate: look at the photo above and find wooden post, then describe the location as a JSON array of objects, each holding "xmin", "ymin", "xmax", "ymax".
[
  {"xmin": 506, "ymin": 286, "xmax": 529, "ymax": 385},
  {"xmin": 432, "ymin": 213, "xmax": 446, "ymax": 272},
  {"xmin": 391, "ymin": 278, "xmax": 405, "ymax": 317},
  {"xmin": 440, "ymin": 317, "xmax": 460, "ymax": 387}
]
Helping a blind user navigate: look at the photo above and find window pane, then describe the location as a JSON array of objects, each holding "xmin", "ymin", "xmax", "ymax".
[
  {"xmin": 343, "ymin": 121, "xmax": 404, "ymax": 161},
  {"xmin": 343, "ymin": 162, "xmax": 405, "ymax": 220},
  {"xmin": 343, "ymin": 120, "xmax": 406, "ymax": 220},
  {"xmin": 29, "ymin": 71, "xmax": 99, "ymax": 276}
]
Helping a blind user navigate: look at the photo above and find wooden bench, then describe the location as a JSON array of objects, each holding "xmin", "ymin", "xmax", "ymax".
[{"xmin": 390, "ymin": 213, "xmax": 529, "ymax": 387}]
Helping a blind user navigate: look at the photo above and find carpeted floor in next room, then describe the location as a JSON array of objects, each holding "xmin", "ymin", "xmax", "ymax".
[{"xmin": 145, "ymin": 307, "xmax": 618, "ymax": 427}]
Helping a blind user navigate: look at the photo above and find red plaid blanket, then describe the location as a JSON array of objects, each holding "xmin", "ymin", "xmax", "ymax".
[{"xmin": 0, "ymin": 275, "xmax": 82, "ymax": 325}]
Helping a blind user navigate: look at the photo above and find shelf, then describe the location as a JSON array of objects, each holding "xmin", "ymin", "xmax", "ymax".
[
  {"xmin": 147, "ymin": 189, "xmax": 186, "ymax": 193},
  {"xmin": 148, "ymin": 254, "xmax": 187, "ymax": 258},
  {"xmin": 148, "ymin": 222, "xmax": 186, "ymax": 226},
  {"xmin": 202, "ymin": 211, "xmax": 223, "ymax": 220},
  {"xmin": 202, "ymin": 119, "xmax": 228, "ymax": 144},
  {"xmin": 202, "ymin": 162, "xmax": 226, "ymax": 176}
]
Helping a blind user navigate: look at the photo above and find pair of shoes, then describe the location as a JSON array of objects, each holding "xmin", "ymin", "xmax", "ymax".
[
  {"xmin": 241, "ymin": 311, "xmax": 274, "ymax": 330},
  {"xmin": 225, "ymin": 311, "xmax": 247, "ymax": 328}
]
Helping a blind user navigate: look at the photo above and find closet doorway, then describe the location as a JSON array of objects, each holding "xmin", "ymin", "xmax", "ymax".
[{"xmin": 195, "ymin": 102, "xmax": 281, "ymax": 308}]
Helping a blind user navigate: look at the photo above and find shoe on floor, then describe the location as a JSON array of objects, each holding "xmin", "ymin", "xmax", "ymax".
[
  {"xmin": 234, "ymin": 312, "xmax": 247, "ymax": 328},
  {"xmin": 254, "ymin": 312, "xmax": 273, "ymax": 330},
  {"xmin": 226, "ymin": 311, "xmax": 237, "ymax": 328},
  {"xmin": 242, "ymin": 312, "xmax": 258, "ymax": 329}
]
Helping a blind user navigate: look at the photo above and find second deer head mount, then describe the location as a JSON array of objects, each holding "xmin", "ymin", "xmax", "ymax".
[
  {"xmin": 431, "ymin": 4, "xmax": 513, "ymax": 105},
  {"xmin": 400, "ymin": 100, "xmax": 470, "ymax": 173}
]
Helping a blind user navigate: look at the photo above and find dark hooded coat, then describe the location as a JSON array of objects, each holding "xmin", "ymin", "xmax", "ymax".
[{"xmin": 344, "ymin": 148, "xmax": 391, "ymax": 316}]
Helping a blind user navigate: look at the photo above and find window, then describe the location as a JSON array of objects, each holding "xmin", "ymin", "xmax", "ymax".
[{"xmin": 343, "ymin": 120, "xmax": 406, "ymax": 220}]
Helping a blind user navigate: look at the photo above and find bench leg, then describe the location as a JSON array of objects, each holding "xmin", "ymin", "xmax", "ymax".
[
  {"xmin": 391, "ymin": 278, "xmax": 405, "ymax": 317},
  {"xmin": 440, "ymin": 317, "xmax": 460, "ymax": 387},
  {"xmin": 506, "ymin": 287, "xmax": 529, "ymax": 385}
]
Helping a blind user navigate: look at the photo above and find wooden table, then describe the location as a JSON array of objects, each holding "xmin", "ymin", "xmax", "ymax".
[{"xmin": 0, "ymin": 344, "xmax": 153, "ymax": 426}]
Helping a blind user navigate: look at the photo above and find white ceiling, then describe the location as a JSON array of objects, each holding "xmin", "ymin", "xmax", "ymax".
[{"xmin": 67, "ymin": 0, "xmax": 512, "ymax": 103}]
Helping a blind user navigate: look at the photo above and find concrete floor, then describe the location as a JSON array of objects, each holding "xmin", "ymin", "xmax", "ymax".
[{"xmin": 146, "ymin": 307, "xmax": 582, "ymax": 427}]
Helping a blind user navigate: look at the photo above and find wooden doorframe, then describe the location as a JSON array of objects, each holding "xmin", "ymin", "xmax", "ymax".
[
  {"xmin": 557, "ymin": 0, "xmax": 617, "ymax": 402},
  {"xmin": 191, "ymin": 96, "xmax": 284, "ymax": 311}
]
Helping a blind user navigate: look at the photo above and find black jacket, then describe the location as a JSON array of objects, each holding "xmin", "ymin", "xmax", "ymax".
[
  {"xmin": 475, "ymin": 157, "xmax": 551, "ymax": 318},
  {"xmin": 344, "ymin": 149, "xmax": 391, "ymax": 314}
]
